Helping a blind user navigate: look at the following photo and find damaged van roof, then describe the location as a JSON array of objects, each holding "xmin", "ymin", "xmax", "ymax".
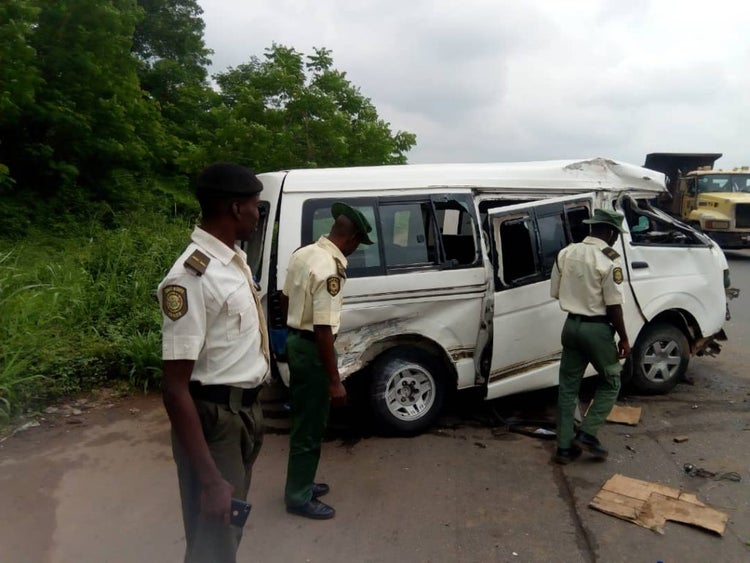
[{"xmin": 271, "ymin": 157, "xmax": 667, "ymax": 194}]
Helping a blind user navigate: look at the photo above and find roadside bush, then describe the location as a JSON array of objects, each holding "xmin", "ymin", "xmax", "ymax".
[{"xmin": 0, "ymin": 211, "xmax": 195, "ymax": 421}]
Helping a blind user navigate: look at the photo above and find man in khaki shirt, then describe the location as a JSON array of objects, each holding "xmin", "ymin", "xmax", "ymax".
[
  {"xmin": 550, "ymin": 208, "xmax": 631, "ymax": 464},
  {"xmin": 282, "ymin": 202, "xmax": 373, "ymax": 519}
]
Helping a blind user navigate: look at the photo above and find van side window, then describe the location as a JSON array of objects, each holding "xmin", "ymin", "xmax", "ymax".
[
  {"xmin": 242, "ymin": 201, "xmax": 270, "ymax": 278},
  {"xmin": 380, "ymin": 202, "xmax": 433, "ymax": 267},
  {"xmin": 621, "ymin": 197, "xmax": 705, "ymax": 246},
  {"xmin": 537, "ymin": 211, "xmax": 566, "ymax": 276},
  {"xmin": 490, "ymin": 199, "xmax": 591, "ymax": 289},
  {"xmin": 434, "ymin": 199, "xmax": 479, "ymax": 266},
  {"xmin": 304, "ymin": 199, "xmax": 383, "ymax": 277},
  {"xmin": 496, "ymin": 213, "xmax": 540, "ymax": 285},
  {"xmin": 302, "ymin": 195, "xmax": 480, "ymax": 277},
  {"xmin": 565, "ymin": 205, "xmax": 590, "ymax": 242}
]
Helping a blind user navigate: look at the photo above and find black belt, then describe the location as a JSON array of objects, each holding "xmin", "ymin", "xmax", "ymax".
[
  {"xmin": 568, "ymin": 313, "xmax": 610, "ymax": 324},
  {"xmin": 189, "ymin": 382, "xmax": 261, "ymax": 406},
  {"xmin": 288, "ymin": 328, "xmax": 337, "ymax": 342}
]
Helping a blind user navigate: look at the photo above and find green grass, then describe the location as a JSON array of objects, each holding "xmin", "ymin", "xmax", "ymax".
[{"xmin": 0, "ymin": 211, "xmax": 195, "ymax": 422}]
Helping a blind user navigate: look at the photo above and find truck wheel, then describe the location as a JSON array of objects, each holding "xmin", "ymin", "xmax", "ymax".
[
  {"xmin": 631, "ymin": 323, "xmax": 689, "ymax": 394},
  {"xmin": 369, "ymin": 347, "xmax": 446, "ymax": 435}
]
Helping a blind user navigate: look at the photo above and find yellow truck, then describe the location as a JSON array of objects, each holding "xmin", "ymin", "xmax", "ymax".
[{"xmin": 644, "ymin": 152, "xmax": 750, "ymax": 248}]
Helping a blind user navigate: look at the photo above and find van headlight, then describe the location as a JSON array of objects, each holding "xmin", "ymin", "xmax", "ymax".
[{"xmin": 705, "ymin": 219, "xmax": 730, "ymax": 229}]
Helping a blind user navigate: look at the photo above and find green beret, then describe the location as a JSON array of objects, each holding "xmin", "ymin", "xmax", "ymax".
[
  {"xmin": 195, "ymin": 163, "xmax": 263, "ymax": 198},
  {"xmin": 331, "ymin": 202, "xmax": 374, "ymax": 245},
  {"xmin": 583, "ymin": 208, "xmax": 625, "ymax": 233}
]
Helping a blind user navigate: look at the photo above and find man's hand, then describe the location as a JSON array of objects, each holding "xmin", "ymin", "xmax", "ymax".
[
  {"xmin": 200, "ymin": 477, "xmax": 234, "ymax": 525},
  {"xmin": 329, "ymin": 380, "xmax": 348, "ymax": 407},
  {"xmin": 617, "ymin": 339, "xmax": 631, "ymax": 359}
]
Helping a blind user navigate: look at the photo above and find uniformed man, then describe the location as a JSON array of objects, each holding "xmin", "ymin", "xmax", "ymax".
[
  {"xmin": 550, "ymin": 208, "xmax": 631, "ymax": 464},
  {"xmin": 282, "ymin": 202, "xmax": 374, "ymax": 519},
  {"xmin": 159, "ymin": 163, "xmax": 270, "ymax": 562}
]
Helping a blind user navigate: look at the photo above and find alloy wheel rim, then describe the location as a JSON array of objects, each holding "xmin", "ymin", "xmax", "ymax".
[
  {"xmin": 384, "ymin": 363, "xmax": 436, "ymax": 421},
  {"xmin": 640, "ymin": 339, "xmax": 682, "ymax": 382}
]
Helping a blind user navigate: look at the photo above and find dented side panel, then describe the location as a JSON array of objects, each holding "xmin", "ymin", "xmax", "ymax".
[{"xmin": 334, "ymin": 268, "xmax": 488, "ymax": 388}]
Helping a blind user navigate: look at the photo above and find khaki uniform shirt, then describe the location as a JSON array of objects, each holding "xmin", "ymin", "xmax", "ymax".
[
  {"xmin": 550, "ymin": 236, "xmax": 624, "ymax": 316},
  {"xmin": 283, "ymin": 236, "xmax": 348, "ymax": 333},
  {"xmin": 158, "ymin": 227, "xmax": 269, "ymax": 388}
]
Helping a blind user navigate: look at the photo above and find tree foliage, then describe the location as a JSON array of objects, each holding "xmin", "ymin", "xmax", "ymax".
[
  {"xmin": 0, "ymin": 2, "xmax": 416, "ymax": 231},
  {"xmin": 190, "ymin": 44, "xmax": 416, "ymax": 173}
]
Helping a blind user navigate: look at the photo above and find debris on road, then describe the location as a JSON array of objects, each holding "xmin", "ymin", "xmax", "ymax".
[
  {"xmin": 590, "ymin": 474, "xmax": 729, "ymax": 536},
  {"xmin": 673, "ymin": 436, "xmax": 689, "ymax": 443},
  {"xmin": 606, "ymin": 404, "xmax": 642, "ymax": 426},
  {"xmin": 683, "ymin": 463, "xmax": 742, "ymax": 482}
]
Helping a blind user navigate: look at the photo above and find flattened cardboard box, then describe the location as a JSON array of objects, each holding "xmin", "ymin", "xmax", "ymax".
[
  {"xmin": 585, "ymin": 402, "xmax": 642, "ymax": 426},
  {"xmin": 590, "ymin": 474, "xmax": 728, "ymax": 536},
  {"xmin": 605, "ymin": 404, "xmax": 642, "ymax": 426}
]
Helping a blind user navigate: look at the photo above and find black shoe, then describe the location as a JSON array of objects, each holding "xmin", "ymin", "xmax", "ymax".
[
  {"xmin": 286, "ymin": 499, "xmax": 335, "ymax": 520},
  {"xmin": 312, "ymin": 482, "xmax": 330, "ymax": 498},
  {"xmin": 574, "ymin": 431, "xmax": 608, "ymax": 459},
  {"xmin": 553, "ymin": 444, "xmax": 582, "ymax": 465}
]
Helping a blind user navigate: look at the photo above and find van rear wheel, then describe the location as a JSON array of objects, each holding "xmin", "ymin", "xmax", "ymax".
[
  {"xmin": 631, "ymin": 323, "xmax": 689, "ymax": 394},
  {"xmin": 369, "ymin": 347, "xmax": 446, "ymax": 435}
]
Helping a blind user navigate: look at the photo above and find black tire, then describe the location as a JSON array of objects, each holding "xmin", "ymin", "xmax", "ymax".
[
  {"xmin": 631, "ymin": 322, "xmax": 689, "ymax": 394},
  {"xmin": 368, "ymin": 347, "xmax": 446, "ymax": 435}
]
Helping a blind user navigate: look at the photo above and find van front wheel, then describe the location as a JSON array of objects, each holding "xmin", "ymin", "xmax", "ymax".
[
  {"xmin": 369, "ymin": 348, "xmax": 446, "ymax": 435},
  {"xmin": 631, "ymin": 323, "xmax": 689, "ymax": 394}
]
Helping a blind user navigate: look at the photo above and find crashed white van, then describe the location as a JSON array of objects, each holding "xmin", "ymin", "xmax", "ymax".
[{"xmin": 248, "ymin": 158, "xmax": 730, "ymax": 433}]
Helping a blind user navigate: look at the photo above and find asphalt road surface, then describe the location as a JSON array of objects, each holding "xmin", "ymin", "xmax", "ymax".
[{"xmin": 1, "ymin": 252, "xmax": 749, "ymax": 563}]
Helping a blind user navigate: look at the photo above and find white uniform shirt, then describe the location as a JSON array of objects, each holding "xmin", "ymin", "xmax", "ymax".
[
  {"xmin": 158, "ymin": 227, "xmax": 269, "ymax": 388},
  {"xmin": 550, "ymin": 236, "xmax": 624, "ymax": 316},
  {"xmin": 283, "ymin": 236, "xmax": 347, "ymax": 333}
]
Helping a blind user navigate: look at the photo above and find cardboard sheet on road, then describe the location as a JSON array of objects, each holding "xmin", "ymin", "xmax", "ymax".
[
  {"xmin": 605, "ymin": 404, "xmax": 642, "ymax": 425},
  {"xmin": 590, "ymin": 474, "xmax": 728, "ymax": 536}
]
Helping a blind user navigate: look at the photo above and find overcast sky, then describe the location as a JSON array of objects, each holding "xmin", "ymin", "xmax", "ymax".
[{"xmin": 197, "ymin": 0, "xmax": 750, "ymax": 169}]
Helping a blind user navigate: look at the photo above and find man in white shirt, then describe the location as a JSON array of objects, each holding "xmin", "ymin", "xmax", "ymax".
[{"xmin": 159, "ymin": 163, "xmax": 270, "ymax": 562}]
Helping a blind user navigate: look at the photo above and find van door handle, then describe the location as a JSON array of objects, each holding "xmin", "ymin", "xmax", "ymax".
[{"xmin": 631, "ymin": 261, "xmax": 649, "ymax": 269}]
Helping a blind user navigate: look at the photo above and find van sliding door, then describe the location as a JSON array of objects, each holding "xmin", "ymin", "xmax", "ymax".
[{"xmin": 484, "ymin": 193, "xmax": 594, "ymax": 399}]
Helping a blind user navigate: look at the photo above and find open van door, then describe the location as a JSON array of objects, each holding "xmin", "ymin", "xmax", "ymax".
[{"xmin": 483, "ymin": 193, "xmax": 594, "ymax": 400}]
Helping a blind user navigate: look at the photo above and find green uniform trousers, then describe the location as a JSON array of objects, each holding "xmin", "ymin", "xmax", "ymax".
[
  {"xmin": 557, "ymin": 316, "xmax": 621, "ymax": 449},
  {"xmin": 284, "ymin": 332, "xmax": 331, "ymax": 507},
  {"xmin": 172, "ymin": 398, "xmax": 264, "ymax": 563}
]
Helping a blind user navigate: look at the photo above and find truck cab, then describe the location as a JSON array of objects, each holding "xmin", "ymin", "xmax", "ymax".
[{"xmin": 644, "ymin": 152, "xmax": 750, "ymax": 248}]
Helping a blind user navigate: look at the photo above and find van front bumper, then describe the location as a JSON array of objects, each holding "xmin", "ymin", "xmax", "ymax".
[{"xmin": 695, "ymin": 329, "xmax": 727, "ymax": 357}]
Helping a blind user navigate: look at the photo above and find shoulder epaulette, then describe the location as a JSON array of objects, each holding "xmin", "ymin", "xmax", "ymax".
[
  {"xmin": 334, "ymin": 257, "xmax": 347, "ymax": 279},
  {"xmin": 184, "ymin": 250, "xmax": 210, "ymax": 276},
  {"xmin": 602, "ymin": 247, "xmax": 620, "ymax": 261}
]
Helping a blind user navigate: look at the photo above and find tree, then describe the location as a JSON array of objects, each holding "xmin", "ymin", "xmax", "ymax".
[
  {"xmin": 0, "ymin": 0, "xmax": 41, "ymax": 189},
  {"xmin": 132, "ymin": 0, "xmax": 215, "ymax": 164},
  {"xmin": 188, "ymin": 44, "xmax": 416, "ymax": 173},
  {"xmin": 0, "ymin": 0, "xmax": 169, "ymax": 207}
]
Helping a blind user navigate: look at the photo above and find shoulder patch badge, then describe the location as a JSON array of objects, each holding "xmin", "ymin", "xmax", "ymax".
[
  {"xmin": 326, "ymin": 276, "xmax": 341, "ymax": 297},
  {"xmin": 613, "ymin": 267, "xmax": 624, "ymax": 285},
  {"xmin": 334, "ymin": 258, "xmax": 347, "ymax": 279},
  {"xmin": 162, "ymin": 285, "xmax": 188, "ymax": 320},
  {"xmin": 602, "ymin": 247, "xmax": 620, "ymax": 260},
  {"xmin": 184, "ymin": 250, "xmax": 210, "ymax": 276}
]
